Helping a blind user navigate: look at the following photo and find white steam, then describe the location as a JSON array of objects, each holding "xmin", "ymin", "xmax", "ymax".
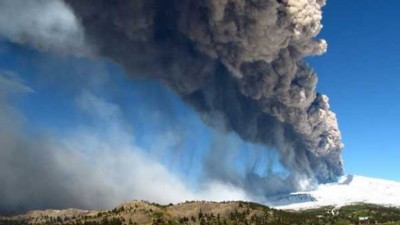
[
  {"xmin": 0, "ymin": 74, "xmax": 249, "ymax": 213},
  {"xmin": 0, "ymin": 0, "xmax": 90, "ymax": 55}
]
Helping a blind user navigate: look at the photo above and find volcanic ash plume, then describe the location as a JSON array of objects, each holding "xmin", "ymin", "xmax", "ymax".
[{"xmin": 65, "ymin": 0, "xmax": 343, "ymax": 189}]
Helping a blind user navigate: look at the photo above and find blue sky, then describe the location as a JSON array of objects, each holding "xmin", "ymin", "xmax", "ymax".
[
  {"xmin": 0, "ymin": 0, "xmax": 399, "ymax": 196},
  {"xmin": 308, "ymin": 0, "xmax": 400, "ymax": 181}
]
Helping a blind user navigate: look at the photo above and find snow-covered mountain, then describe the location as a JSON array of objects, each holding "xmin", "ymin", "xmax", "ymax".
[{"xmin": 271, "ymin": 175, "xmax": 400, "ymax": 210}]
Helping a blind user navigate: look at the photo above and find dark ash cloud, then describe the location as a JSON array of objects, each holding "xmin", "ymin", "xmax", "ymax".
[
  {"xmin": 0, "ymin": 0, "xmax": 345, "ymax": 213},
  {"xmin": 65, "ymin": 0, "xmax": 344, "ymax": 189}
]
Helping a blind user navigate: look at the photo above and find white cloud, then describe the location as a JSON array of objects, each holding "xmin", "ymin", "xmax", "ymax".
[
  {"xmin": 0, "ymin": 71, "xmax": 34, "ymax": 94},
  {"xmin": 62, "ymin": 92, "xmax": 251, "ymax": 206},
  {"xmin": 0, "ymin": 88, "xmax": 251, "ymax": 213},
  {"xmin": 0, "ymin": 0, "xmax": 91, "ymax": 55}
]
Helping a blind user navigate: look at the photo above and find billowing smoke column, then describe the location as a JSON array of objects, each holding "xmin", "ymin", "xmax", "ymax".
[{"xmin": 65, "ymin": 0, "xmax": 343, "ymax": 187}]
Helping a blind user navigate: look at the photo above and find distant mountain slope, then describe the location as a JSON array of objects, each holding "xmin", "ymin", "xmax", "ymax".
[
  {"xmin": 2, "ymin": 175, "xmax": 400, "ymax": 224},
  {"xmin": 0, "ymin": 201, "xmax": 307, "ymax": 225},
  {"xmin": 2, "ymin": 200, "xmax": 400, "ymax": 225},
  {"xmin": 272, "ymin": 175, "xmax": 400, "ymax": 210}
]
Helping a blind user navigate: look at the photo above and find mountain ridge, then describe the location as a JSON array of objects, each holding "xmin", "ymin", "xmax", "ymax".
[{"xmin": 2, "ymin": 200, "xmax": 400, "ymax": 225}]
